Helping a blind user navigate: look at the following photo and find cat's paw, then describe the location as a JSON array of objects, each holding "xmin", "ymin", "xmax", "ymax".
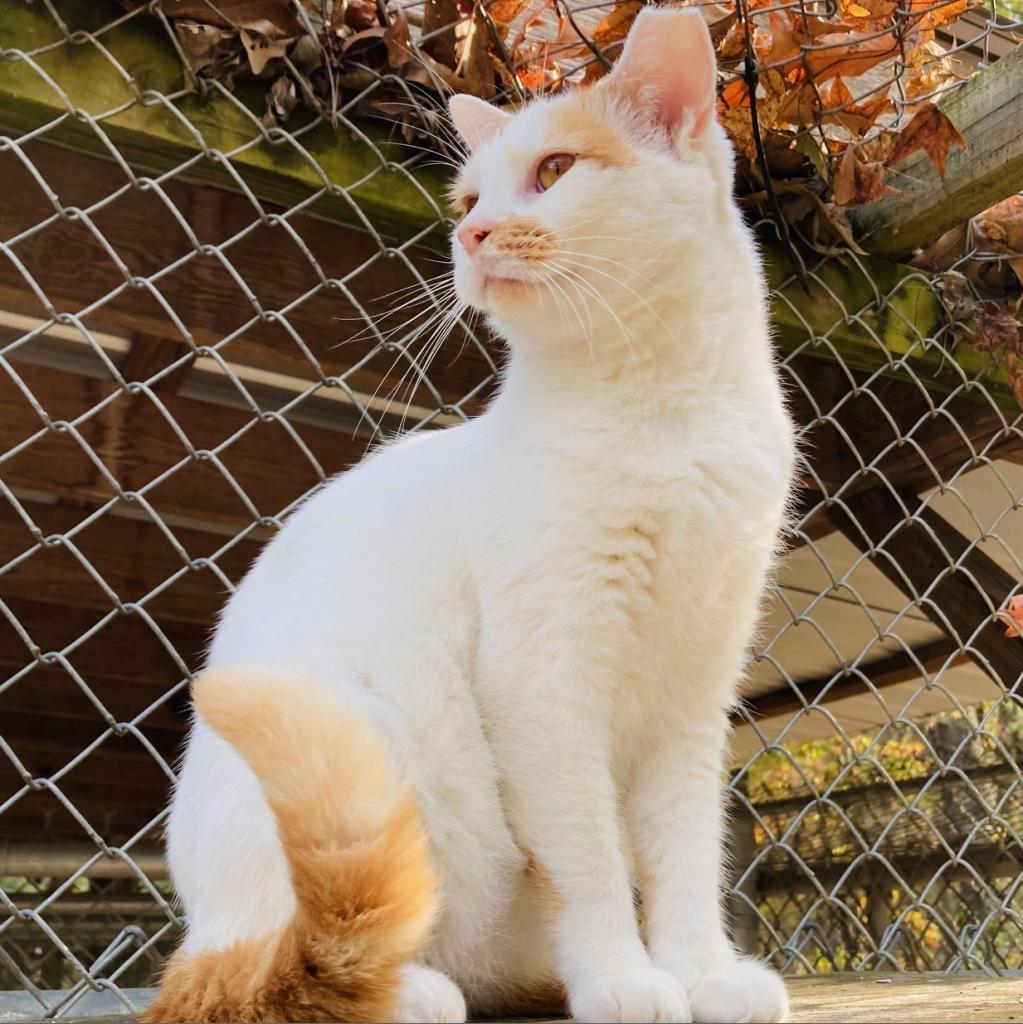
[
  {"xmin": 686, "ymin": 960, "xmax": 788, "ymax": 1024},
  {"xmin": 570, "ymin": 965, "xmax": 692, "ymax": 1023},
  {"xmin": 394, "ymin": 964, "xmax": 467, "ymax": 1023}
]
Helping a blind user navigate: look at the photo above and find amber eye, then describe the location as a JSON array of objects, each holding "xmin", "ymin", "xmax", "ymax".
[
  {"xmin": 461, "ymin": 194, "xmax": 479, "ymax": 216},
  {"xmin": 536, "ymin": 153, "xmax": 576, "ymax": 192}
]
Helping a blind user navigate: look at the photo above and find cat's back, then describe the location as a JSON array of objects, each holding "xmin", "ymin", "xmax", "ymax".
[{"xmin": 207, "ymin": 418, "xmax": 488, "ymax": 671}]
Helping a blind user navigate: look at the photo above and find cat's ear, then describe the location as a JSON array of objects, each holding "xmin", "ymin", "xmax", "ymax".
[
  {"xmin": 606, "ymin": 7, "xmax": 717, "ymax": 143},
  {"xmin": 448, "ymin": 94, "xmax": 511, "ymax": 153}
]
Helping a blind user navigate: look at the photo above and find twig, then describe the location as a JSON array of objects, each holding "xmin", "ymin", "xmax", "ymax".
[
  {"xmin": 552, "ymin": 0, "xmax": 612, "ymax": 73},
  {"xmin": 737, "ymin": 0, "xmax": 810, "ymax": 293}
]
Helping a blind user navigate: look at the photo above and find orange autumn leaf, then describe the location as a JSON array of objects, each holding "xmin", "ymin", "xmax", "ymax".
[
  {"xmin": 803, "ymin": 31, "xmax": 899, "ymax": 82},
  {"xmin": 756, "ymin": 11, "xmax": 805, "ymax": 70},
  {"xmin": 823, "ymin": 76, "xmax": 855, "ymax": 109},
  {"xmin": 902, "ymin": 39, "xmax": 960, "ymax": 100},
  {"xmin": 997, "ymin": 595, "xmax": 1023, "ymax": 639},
  {"xmin": 887, "ymin": 101, "xmax": 966, "ymax": 175},
  {"xmin": 593, "ymin": 0, "xmax": 642, "ymax": 46},
  {"xmin": 908, "ymin": 0, "xmax": 968, "ymax": 31},
  {"xmin": 488, "ymin": 0, "xmax": 529, "ymax": 23},
  {"xmin": 718, "ymin": 77, "xmax": 751, "ymax": 111},
  {"xmin": 821, "ymin": 78, "xmax": 893, "ymax": 135},
  {"xmin": 515, "ymin": 60, "xmax": 553, "ymax": 89}
]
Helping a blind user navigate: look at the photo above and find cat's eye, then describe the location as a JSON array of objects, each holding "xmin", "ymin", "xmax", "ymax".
[
  {"xmin": 460, "ymin": 194, "xmax": 479, "ymax": 216},
  {"xmin": 536, "ymin": 153, "xmax": 576, "ymax": 192}
]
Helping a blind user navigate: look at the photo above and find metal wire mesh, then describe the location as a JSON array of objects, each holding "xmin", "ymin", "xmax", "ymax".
[{"xmin": 1, "ymin": 0, "xmax": 1023, "ymax": 1017}]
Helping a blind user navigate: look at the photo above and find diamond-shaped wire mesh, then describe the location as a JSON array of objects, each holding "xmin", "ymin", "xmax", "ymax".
[{"xmin": 2, "ymin": 0, "xmax": 1023, "ymax": 1017}]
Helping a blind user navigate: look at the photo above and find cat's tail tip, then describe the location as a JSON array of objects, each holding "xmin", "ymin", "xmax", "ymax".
[{"xmin": 146, "ymin": 666, "xmax": 439, "ymax": 1023}]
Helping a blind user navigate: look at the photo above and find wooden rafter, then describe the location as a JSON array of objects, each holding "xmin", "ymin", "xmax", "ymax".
[
  {"xmin": 737, "ymin": 636, "xmax": 965, "ymax": 723},
  {"xmin": 829, "ymin": 488, "xmax": 1023, "ymax": 690}
]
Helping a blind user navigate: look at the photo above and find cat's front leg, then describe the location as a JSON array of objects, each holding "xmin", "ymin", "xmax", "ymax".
[
  {"xmin": 490, "ymin": 668, "xmax": 691, "ymax": 1023},
  {"xmin": 629, "ymin": 716, "xmax": 788, "ymax": 1024}
]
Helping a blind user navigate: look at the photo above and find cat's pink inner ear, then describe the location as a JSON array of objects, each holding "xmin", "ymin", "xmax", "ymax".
[
  {"xmin": 608, "ymin": 8, "xmax": 717, "ymax": 142},
  {"xmin": 448, "ymin": 95, "xmax": 512, "ymax": 152}
]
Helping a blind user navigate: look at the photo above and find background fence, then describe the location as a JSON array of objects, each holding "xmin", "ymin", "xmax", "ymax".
[{"xmin": 2, "ymin": 0, "xmax": 1023, "ymax": 1018}]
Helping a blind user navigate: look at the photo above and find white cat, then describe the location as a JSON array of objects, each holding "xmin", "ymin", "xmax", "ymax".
[{"xmin": 145, "ymin": 9, "xmax": 796, "ymax": 1023}]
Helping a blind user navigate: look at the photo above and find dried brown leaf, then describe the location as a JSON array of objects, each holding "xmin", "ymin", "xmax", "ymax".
[
  {"xmin": 803, "ymin": 31, "xmax": 899, "ymax": 83},
  {"xmin": 383, "ymin": 10, "xmax": 413, "ymax": 68},
  {"xmin": 979, "ymin": 196, "xmax": 1023, "ymax": 305},
  {"xmin": 832, "ymin": 145, "xmax": 897, "ymax": 205},
  {"xmin": 155, "ymin": 0, "xmax": 303, "ymax": 37},
  {"xmin": 262, "ymin": 73, "xmax": 297, "ymax": 125},
  {"xmin": 886, "ymin": 101, "xmax": 966, "ymax": 175},
  {"xmin": 973, "ymin": 303, "xmax": 1022, "ymax": 353},
  {"xmin": 340, "ymin": 0, "xmax": 382, "ymax": 32},
  {"xmin": 173, "ymin": 20, "xmax": 242, "ymax": 77},
  {"xmin": 420, "ymin": 0, "xmax": 459, "ymax": 66},
  {"xmin": 239, "ymin": 27, "xmax": 290, "ymax": 76}
]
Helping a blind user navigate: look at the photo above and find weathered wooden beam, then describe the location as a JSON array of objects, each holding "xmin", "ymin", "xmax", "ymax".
[
  {"xmin": 736, "ymin": 636, "xmax": 964, "ymax": 723},
  {"xmin": 787, "ymin": 974, "xmax": 1023, "ymax": 1023},
  {"xmin": 0, "ymin": 842, "xmax": 166, "ymax": 878},
  {"xmin": 0, "ymin": 497, "xmax": 259, "ymax": 625},
  {"xmin": 829, "ymin": 489, "xmax": 1023, "ymax": 689},
  {"xmin": 766, "ymin": 238, "xmax": 1017, "ymax": 409},
  {"xmin": 0, "ymin": 141, "xmax": 495, "ymax": 412},
  {"xmin": 0, "ymin": 0, "xmax": 449, "ymax": 242},
  {"xmin": 1, "ymin": 359, "xmax": 365, "ymax": 536},
  {"xmin": 850, "ymin": 46, "xmax": 1023, "ymax": 259},
  {"xmin": 782, "ymin": 358, "xmax": 1022, "ymax": 550}
]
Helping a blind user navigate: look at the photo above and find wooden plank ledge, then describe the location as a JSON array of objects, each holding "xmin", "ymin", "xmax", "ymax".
[
  {"xmin": 850, "ymin": 45, "xmax": 1023, "ymax": 259},
  {"xmin": 4, "ymin": 976, "xmax": 1023, "ymax": 1022},
  {"xmin": 788, "ymin": 973, "xmax": 1023, "ymax": 1023}
]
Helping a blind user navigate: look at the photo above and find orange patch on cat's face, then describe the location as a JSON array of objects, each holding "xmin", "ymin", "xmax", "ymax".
[{"xmin": 544, "ymin": 98, "xmax": 636, "ymax": 170}]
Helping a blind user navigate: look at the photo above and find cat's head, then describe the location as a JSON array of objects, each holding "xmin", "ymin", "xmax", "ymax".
[{"xmin": 448, "ymin": 7, "xmax": 736, "ymax": 357}]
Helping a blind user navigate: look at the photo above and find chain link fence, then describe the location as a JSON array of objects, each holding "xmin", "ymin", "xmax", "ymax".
[{"xmin": 2, "ymin": 0, "xmax": 1023, "ymax": 1017}]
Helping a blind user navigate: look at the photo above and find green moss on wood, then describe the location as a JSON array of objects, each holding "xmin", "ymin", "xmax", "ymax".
[
  {"xmin": 764, "ymin": 239, "xmax": 1016, "ymax": 409},
  {"xmin": 0, "ymin": 0, "xmax": 450, "ymax": 242}
]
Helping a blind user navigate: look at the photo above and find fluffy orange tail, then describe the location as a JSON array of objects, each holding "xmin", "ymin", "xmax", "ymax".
[{"xmin": 144, "ymin": 669, "xmax": 439, "ymax": 1023}]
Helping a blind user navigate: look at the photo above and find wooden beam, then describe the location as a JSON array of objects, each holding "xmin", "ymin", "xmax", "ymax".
[
  {"xmin": 0, "ymin": 141, "xmax": 496, "ymax": 412},
  {"xmin": 782, "ymin": 359, "xmax": 1022, "ymax": 550},
  {"xmin": 829, "ymin": 489, "xmax": 1023, "ymax": 689},
  {"xmin": 120, "ymin": 334, "xmax": 194, "ymax": 395},
  {"xmin": 0, "ymin": 596, "xmax": 205, "ymax": 676},
  {"xmin": 766, "ymin": 239, "xmax": 1017, "ymax": 410},
  {"xmin": 850, "ymin": 46, "xmax": 1023, "ymax": 259},
  {"xmin": 1, "ymin": 359, "xmax": 365, "ymax": 537},
  {"xmin": 736, "ymin": 636, "xmax": 964, "ymax": 723},
  {"xmin": 0, "ymin": 0, "xmax": 449, "ymax": 243},
  {"xmin": 0, "ymin": 498, "xmax": 259, "ymax": 625}
]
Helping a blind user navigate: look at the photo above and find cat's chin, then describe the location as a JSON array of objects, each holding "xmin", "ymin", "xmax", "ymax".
[{"xmin": 468, "ymin": 273, "xmax": 535, "ymax": 310}]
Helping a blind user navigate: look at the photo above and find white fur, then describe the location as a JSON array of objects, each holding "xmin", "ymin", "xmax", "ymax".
[{"xmin": 166, "ymin": 11, "xmax": 796, "ymax": 1022}]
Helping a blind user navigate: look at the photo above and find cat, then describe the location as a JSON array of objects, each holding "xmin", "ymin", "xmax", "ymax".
[{"xmin": 143, "ymin": 8, "xmax": 796, "ymax": 1023}]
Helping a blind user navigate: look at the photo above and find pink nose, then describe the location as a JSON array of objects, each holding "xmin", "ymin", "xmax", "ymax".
[{"xmin": 457, "ymin": 221, "xmax": 492, "ymax": 255}]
